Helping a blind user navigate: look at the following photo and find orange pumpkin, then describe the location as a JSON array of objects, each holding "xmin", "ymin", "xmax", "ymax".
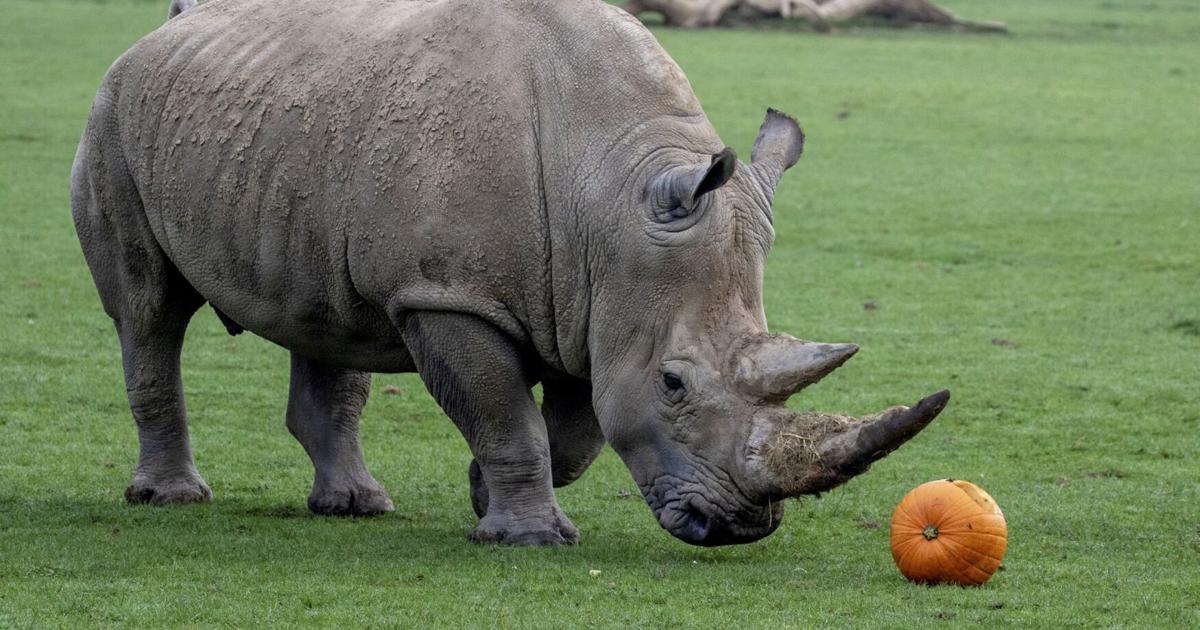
[{"xmin": 890, "ymin": 479, "xmax": 1007, "ymax": 586}]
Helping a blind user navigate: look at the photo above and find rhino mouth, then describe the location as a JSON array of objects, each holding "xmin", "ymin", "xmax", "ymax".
[
  {"xmin": 644, "ymin": 480, "xmax": 784, "ymax": 546},
  {"xmin": 666, "ymin": 500, "xmax": 784, "ymax": 546}
]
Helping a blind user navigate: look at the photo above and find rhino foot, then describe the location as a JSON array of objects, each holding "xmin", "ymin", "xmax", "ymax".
[
  {"xmin": 308, "ymin": 477, "xmax": 394, "ymax": 516},
  {"xmin": 469, "ymin": 505, "xmax": 580, "ymax": 546},
  {"xmin": 125, "ymin": 473, "xmax": 212, "ymax": 505}
]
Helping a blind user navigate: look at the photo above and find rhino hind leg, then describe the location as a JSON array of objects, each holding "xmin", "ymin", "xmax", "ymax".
[
  {"xmin": 403, "ymin": 311, "xmax": 579, "ymax": 546},
  {"xmin": 468, "ymin": 376, "xmax": 604, "ymax": 518},
  {"xmin": 117, "ymin": 306, "xmax": 212, "ymax": 506},
  {"xmin": 286, "ymin": 353, "xmax": 394, "ymax": 516},
  {"xmin": 115, "ymin": 309, "xmax": 213, "ymax": 506},
  {"xmin": 71, "ymin": 110, "xmax": 211, "ymax": 505},
  {"xmin": 211, "ymin": 305, "xmax": 244, "ymax": 336}
]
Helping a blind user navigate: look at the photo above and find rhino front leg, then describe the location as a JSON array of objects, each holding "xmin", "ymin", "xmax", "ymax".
[
  {"xmin": 402, "ymin": 311, "xmax": 579, "ymax": 546},
  {"xmin": 469, "ymin": 376, "xmax": 604, "ymax": 518},
  {"xmin": 544, "ymin": 377, "xmax": 606, "ymax": 487},
  {"xmin": 286, "ymin": 353, "xmax": 394, "ymax": 516}
]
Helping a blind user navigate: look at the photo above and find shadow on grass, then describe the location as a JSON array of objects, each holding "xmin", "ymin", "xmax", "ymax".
[{"xmin": 0, "ymin": 493, "xmax": 780, "ymax": 571}]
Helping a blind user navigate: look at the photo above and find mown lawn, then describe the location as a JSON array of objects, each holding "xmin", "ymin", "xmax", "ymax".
[{"xmin": 1, "ymin": 0, "xmax": 1198, "ymax": 626}]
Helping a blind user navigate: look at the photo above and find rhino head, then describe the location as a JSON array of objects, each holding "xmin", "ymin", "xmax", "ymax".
[{"xmin": 586, "ymin": 109, "xmax": 949, "ymax": 546}]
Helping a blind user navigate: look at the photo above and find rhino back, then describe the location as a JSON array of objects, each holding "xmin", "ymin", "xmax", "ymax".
[{"xmin": 102, "ymin": 0, "xmax": 554, "ymax": 370}]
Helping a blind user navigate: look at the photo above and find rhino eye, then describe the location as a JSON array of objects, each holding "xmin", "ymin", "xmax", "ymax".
[{"xmin": 663, "ymin": 372, "xmax": 684, "ymax": 391}]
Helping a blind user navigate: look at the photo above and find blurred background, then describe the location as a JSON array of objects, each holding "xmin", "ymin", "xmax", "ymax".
[{"xmin": 1, "ymin": 0, "xmax": 1197, "ymax": 625}]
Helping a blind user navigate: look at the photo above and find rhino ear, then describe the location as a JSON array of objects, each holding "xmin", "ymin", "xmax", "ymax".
[
  {"xmin": 750, "ymin": 108, "xmax": 804, "ymax": 198},
  {"xmin": 691, "ymin": 147, "xmax": 737, "ymax": 203},
  {"xmin": 652, "ymin": 147, "xmax": 737, "ymax": 223}
]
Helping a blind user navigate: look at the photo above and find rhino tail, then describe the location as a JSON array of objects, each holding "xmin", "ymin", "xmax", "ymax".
[
  {"xmin": 167, "ymin": 0, "xmax": 197, "ymax": 20},
  {"xmin": 211, "ymin": 306, "xmax": 245, "ymax": 336}
]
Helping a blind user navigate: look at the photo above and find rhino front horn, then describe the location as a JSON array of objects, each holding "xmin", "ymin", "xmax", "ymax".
[
  {"xmin": 734, "ymin": 334, "xmax": 859, "ymax": 402},
  {"xmin": 758, "ymin": 390, "xmax": 950, "ymax": 498},
  {"xmin": 818, "ymin": 390, "xmax": 951, "ymax": 477}
]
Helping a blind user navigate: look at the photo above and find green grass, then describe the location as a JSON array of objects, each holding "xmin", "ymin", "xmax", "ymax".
[{"xmin": 2, "ymin": 0, "xmax": 1199, "ymax": 626}]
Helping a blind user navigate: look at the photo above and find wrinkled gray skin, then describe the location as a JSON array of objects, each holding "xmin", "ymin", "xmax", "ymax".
[{"xmin": 72, "ymin": 0, "xmax": 948, "ymax": 546}]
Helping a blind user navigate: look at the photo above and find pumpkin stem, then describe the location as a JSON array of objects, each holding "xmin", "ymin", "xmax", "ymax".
[{"xmin": 922, "ymin": 524, "xmax": 939, "ymax": 540}]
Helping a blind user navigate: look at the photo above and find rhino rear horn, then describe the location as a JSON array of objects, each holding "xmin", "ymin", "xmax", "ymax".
[
  {"xmin": 750, "ymin": 108, "xmax": 804, "ymax": 199},
  {"xmin": 734, "ymin": 335, "xmax": 858, "ymax": 402}
]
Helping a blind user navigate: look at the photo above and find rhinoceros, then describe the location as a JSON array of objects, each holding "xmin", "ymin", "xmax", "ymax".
[{"xmin": 71, "ymin": 0, "xmax": 949, "ymax": 546}]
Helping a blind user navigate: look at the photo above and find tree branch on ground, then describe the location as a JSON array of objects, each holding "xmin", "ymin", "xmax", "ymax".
[{"xmin": 620, "ymin": 0, "xmax": 1008, "ymax": 33}]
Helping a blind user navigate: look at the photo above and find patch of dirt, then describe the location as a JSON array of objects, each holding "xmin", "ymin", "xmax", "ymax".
[
  {"xmin": 381, "ymin": 385, "xmax": 402, "ymax": 395},
  {"xmin": 863, "ymin": 300, "xmax": 879, "ymax": 311},
  {"xmin": 1085, "ymin": 468, "xmax": 1129, "ymax": 479},
  {"xmin": 1169, "ymin": 319, "xmax": 1200, "ymax": 336},
  {"xmin": 0, "ymin": 133, "xmax": 42, "ymax": 143},
  {"xmin": 858, "ymin": 519, "xmax": 880, "ymax": 530}
]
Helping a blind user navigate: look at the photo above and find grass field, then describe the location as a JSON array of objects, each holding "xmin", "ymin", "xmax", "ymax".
[{"xmin": 2, "ymin": 0, "xmax": 1198, "ymax": 626}]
